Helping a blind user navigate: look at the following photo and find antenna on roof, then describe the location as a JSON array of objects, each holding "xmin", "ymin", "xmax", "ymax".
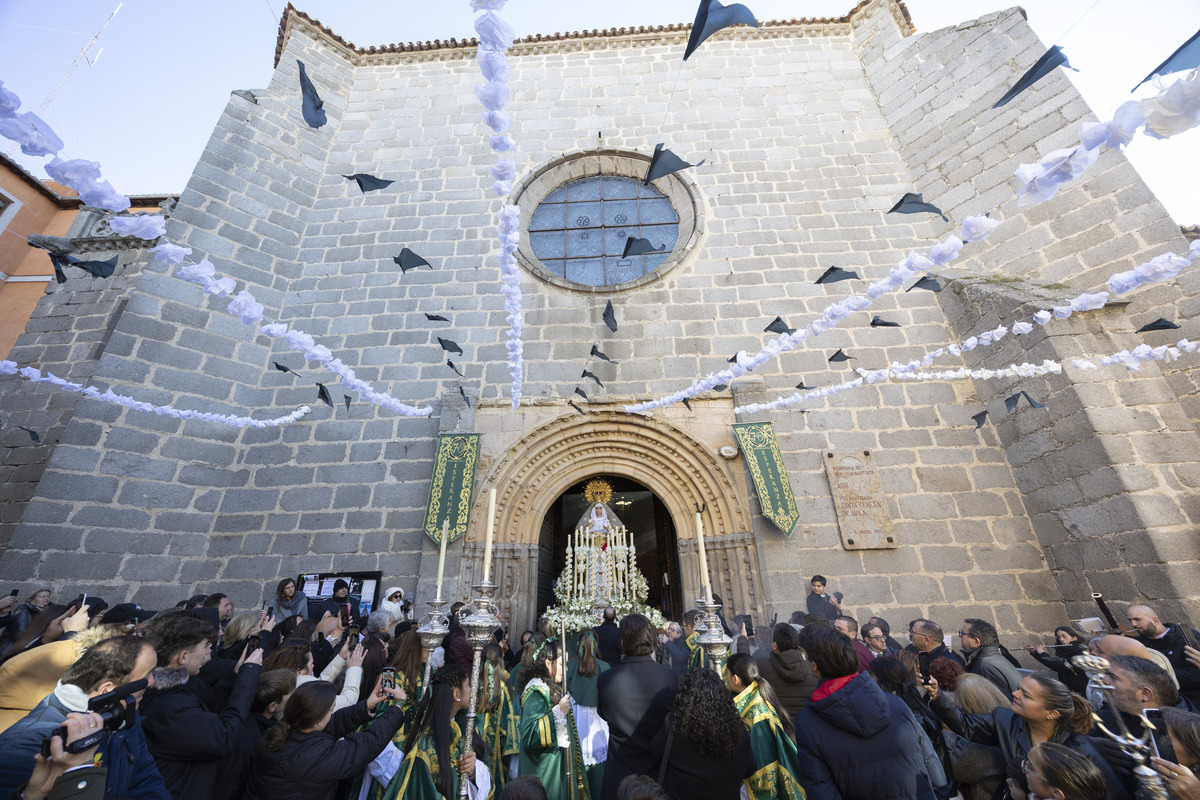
[{"xmin": 7, "ymin": 3, "xmax": 122, "ymax": 157}]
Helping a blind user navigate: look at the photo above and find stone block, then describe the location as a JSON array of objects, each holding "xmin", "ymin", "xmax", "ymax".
[
  {"xmin": 73, "ymin": 506, "xmax": 151, "ymax": 531},
  {"xmin": 38, "ymin": 552, "xmax": 122, "ymax": 581},
  {"xmin": 117, "ymin": 481, "xmax": 195, "ymax": 510}
]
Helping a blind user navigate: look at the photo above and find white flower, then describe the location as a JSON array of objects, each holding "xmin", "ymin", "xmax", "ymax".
[
  {"xmin": 177, "ymin": 259, "xmax": 215, "ymax": 284},
  {"xmin": 490, "ymin": 134, "xmax": 517, "ymax": 152},
  {"xmin": 306, "ymin": 344, "xmax": 333, "ymax": 362},
  {"xmin": 1141, "ymin": 69, "xmax": 1200, "ymax": 140},
  {"xmin": 79, "ymin": 180, "xmax": 130, "ymax": 212},
  {"xmin": 474, "ymin": 81, "xmax": 509, "ymax": 111},
  {"xmin": 1015, "ymin": 146, "xmax": 1098, "ymax": 207},
  {"xmin": 476, "ymin": 47, "xmax": 511, "ymax": 81},
  {"xmin": 109, "ymin": 214, "xmax": 166, "ymax": 240},
  {"xmin": 1107, "ymin": 271, "xmax": 1141, "ymax": 295},
  {"xmin": 45, "ymin": 156, "xmax": 102, "ymax": 193},
  {"xmin": 1069, "ymin": 291, "xmax": 1109, "ymax": 312},
  {"xmin": 150, "ymin": 241, "xmax": 192, "ymax": 265},
  {"xmin": 226, "ymin": 290, "xmax": 265, "ymax": 325},
  {"xmin": 0, "ymin": 81, "xmax": 20, "ymax": 117},
  {"xmin": 0, "ymin": 111, "xmax": 63, "ymax": 156},
  {"xmin": 204, "ymin": 276, "xmax": 236, "ymax": 296},
  {"xmin": 960, "ymin": 215, "xmax": 1001, "ymax": 243},
  {"xmin": 0, "ymin": 360, "xmax": 17, "ymax": 374},
  {"xmin": 474, "ymin": 11, "xmax": 516, "ymax": 51},
  {"xmin": 929, "ymin": 235, "xmax": 964, "ymax": 266},
  {"xmin": 259, "ymin": 322, "xmax": 288, "ymax": 337},
  {"xmin": 285, "ymin": 329, "xmax": 316, "ymax": 352},
  {"xmin": 481, "ymin": 109, "xmax": 511, "ymax": 133},
  {"xmin": 1080, "ymin": 100, "xmax": 1145, "ymax": 150},
  {"xmin": 1034, "ymin": 310, "xmax": 1052, "ymax": 325}
]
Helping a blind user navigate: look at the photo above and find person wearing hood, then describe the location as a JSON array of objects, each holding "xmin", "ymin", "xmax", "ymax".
[
  {"xmin": 793, "ymin": 625, "xmax": 940, "ymax": 800},
  {"xmin": 957, "ymin": 619, "xmax": 1022, "ymax": 696},
  {"xmin": 139, "ymin": 610, "xmax": 263, "ymax": 800},
  {"xmin": 380, "ymin": 586, "xmax": 409, "ymax": 626},
  {"xmin": 757, "ymin": 623, "xmax": 819, "ymax": 719}
]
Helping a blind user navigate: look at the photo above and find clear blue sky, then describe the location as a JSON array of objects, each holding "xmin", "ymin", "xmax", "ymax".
[{"xmin": 1, "ymin": 1, "xmax": 1197, "ymax": 222}]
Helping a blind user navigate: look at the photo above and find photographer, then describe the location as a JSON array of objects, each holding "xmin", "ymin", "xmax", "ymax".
[
  {"xmin": 139, "ymin": 611, "xmax": 262, "ymax": 800},
  {"xmin": 0, "ymin": 636, "xmax": 167, "ymax": 799}
]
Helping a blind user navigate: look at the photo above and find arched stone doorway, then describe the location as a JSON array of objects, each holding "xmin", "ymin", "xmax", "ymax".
[
  {"xmin": 537, "ymin": 477, "xmax": 682, "ymax": 619},
  {"xmin": 458, "ymin": 410, "xmax": 762, "ymax": 634}
]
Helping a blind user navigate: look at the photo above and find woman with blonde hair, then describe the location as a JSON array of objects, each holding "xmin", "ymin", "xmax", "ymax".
[{"xmin": 940, "ymin": 674, "xmax": 1010, "ymax": 800}]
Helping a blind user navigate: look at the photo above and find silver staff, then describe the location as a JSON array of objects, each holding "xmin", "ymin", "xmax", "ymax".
[
  {"xmin": 458, "ymin": 580, "xmax": 500, "ymax": 799},
  {"xmin": 1071, "ymin": 654, "xmax": 1168, "ymax": 800}
]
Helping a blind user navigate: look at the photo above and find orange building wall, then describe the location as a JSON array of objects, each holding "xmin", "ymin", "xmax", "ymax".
[{"xmin": 0, "ymin": 158, "xmax": 163, "ymax": 359}]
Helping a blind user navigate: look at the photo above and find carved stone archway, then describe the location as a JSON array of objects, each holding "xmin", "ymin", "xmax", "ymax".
[{"xmin": 459, "ymin": 411, "xmax": 762, "ymax": 633}]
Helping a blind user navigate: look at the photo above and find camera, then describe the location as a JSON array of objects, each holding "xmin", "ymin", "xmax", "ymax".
[{"xmin": 42, "ymin": 678, "xmax": 148, "ymax": 757}]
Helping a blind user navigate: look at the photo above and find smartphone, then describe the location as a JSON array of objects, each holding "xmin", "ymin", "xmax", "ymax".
[
  {"xmin": 742, "ymin": 615, "xmax": 755, "ymax": 639},
  {"xmin": 339, "ymin": 607, "xmax": 350, "ymax": 627},
  {"xmin": 246, "ymin": 635, "xmax": 260, "ymax": 655},
  {"xmin": 919, "ymin": 653, "xmax": 932, "ymax": 684},
  {"xmin": 1180, "ymin": 625, "xmax": 1199, "ymax": 653},
  {"xmin": 347, "ymin": 625, "xmax": 360, "ymax": 640},
  {"xmin": 381, "ymin": 667, "xmax": 397, "ymax": 691},
  {"xmin": 266, "ymin": 607, "xmax": 274, "ymax": 621},
  {"xmin": 10, "ymin": 588, "xmax": 18, "ymax": 598}
]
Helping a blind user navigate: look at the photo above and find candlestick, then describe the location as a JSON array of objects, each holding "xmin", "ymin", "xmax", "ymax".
[
  {"xmin": 435, "ymin": 519, "xmax": 448, "ymax": 602},
  {"xmin": 482, "ymin": 488, "xmax": 496, "ymax": 583},
  {"xmin": 458, "ymin": 580, "xmax": 501, "ymax": 800},
  {"xmin": 695, "ymin": 512, "xmax": 711, "ymax": 602}
]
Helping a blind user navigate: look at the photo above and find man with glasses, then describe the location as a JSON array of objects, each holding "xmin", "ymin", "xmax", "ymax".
[
  {"xmin": 908, "ymin": 619, "xmax": 965, "ymax": 668},
  {"xmin": 861, "ymin": 623, "xmax": 895, "ymax": 658}
]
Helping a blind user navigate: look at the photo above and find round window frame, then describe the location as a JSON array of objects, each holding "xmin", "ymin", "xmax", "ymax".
[{"xmin": 510, "ymin": 149, "xmax": 704, "ymax": 293}]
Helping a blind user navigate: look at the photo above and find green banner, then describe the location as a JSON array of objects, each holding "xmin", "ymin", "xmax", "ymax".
[
  {"xmin": 423, "ymin": 433, "xmax": 481, "ymax": 544},
  {"xmin": 733, "ymin": 422, "xmax": 799, "ymax": 536}
]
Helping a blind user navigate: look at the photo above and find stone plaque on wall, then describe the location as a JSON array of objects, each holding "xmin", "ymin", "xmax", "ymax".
[{"xmin": 822, "ymin": 450, "xmax": 897, "ymax": 550}]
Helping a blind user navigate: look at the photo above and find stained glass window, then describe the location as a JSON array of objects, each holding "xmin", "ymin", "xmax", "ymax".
[{"xmin": 529, "ymin": 175, "xmax": 680, "ymax": 286}]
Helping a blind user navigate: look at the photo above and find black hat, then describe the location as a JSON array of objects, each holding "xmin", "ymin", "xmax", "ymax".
[
  {"xmin": 333, "ymin": 579, "xmax": 349, "ymax": 594},
  {"xmin": 100, "ymin": 603, "xmax": 156, "ymax": 626}
]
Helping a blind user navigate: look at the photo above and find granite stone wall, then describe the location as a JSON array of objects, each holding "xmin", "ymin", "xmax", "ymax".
[{"xmin": 0, "ymin": 0, "xmax": 1190, "ymax": 636}]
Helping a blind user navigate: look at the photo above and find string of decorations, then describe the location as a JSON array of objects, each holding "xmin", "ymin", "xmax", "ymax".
[
  {"xmin": 735, "ymin": 245, "xmax": 1200, "ymax": 415},
  {"xmin": 0, "ymin": 359, "xmax": 312, "ymax": 429},
  {"xmin": 471, "ymin": 0, "xmax": 525, "ymax": 408},
  {"xmin": 624, "ymin": 63, "xmax": 1200, "ymax": 416}
]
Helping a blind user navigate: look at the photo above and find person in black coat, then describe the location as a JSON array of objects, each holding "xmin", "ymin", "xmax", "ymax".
[
  {"xmin": 140, "ymin": 610, "xmax": 264, "ymax": 800},
  {"xmin": 926, "ymin": 670, "xmax": 1131, "ymax": 800},
  {"xmin": 244, "ymin": 679, "xmax": 407, "ymax": 800},
  {"xmin": 1127, "ymin": 604, "xmax": 1200, "ymax": 707},
  {"xmin": 793, "ymin": 626, "xmax": 940, "ymax": 800},
  {"xmin": 649, "ymin": 667, "xmax": 755, "ymax": 799},
  {"xmin": 213, "ymin": 668, "xmax": 296, "ymax": 800},
  {"xmin": 597, "ymin": 614, "xmax": 678, "ymax": 800},
  {"xmin": 661, "ymin": 622, "xmax": 689, "ymax": 684},
  {"xmin": 909, "ymin": 619, "xmax": 966, "ymax": 669},
  {"xmin": 805, "ymin": 575, "xmax": 840, "ymax": 622},
  {"xmin": 593, "ymin": 606, "xmax": 622, "ymax": 667},
  {"xmin": 1029, "ymin": 627, "xmax": 1088, "ymax": 695}
]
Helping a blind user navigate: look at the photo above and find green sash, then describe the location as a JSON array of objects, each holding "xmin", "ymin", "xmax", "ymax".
[{"xmin": 734, "ymin": 682, "xmax": 807, "ymax": 800}]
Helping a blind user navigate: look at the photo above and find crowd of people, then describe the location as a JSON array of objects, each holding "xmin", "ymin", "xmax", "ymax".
[{"xmin": 0, "ymin": 573, "xmax": 1198, "ymax": 800}]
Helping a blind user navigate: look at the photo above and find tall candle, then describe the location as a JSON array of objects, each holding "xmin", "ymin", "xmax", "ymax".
[
  {"xmin": 435, "ymin": 519, "xmax": 449, "ymax": 602},
  {"xmin": 482, "ymin": 488, "xmax": 496, "ymax": 583},
  {"xmin": 696, "ymin": 512, "xmax": 711, "ymax": 602}
]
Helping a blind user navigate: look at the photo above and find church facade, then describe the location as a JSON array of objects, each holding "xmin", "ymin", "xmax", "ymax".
[{"xmin": 1, "ymin": 0, "xmax": 1196, "ymax": 638}]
